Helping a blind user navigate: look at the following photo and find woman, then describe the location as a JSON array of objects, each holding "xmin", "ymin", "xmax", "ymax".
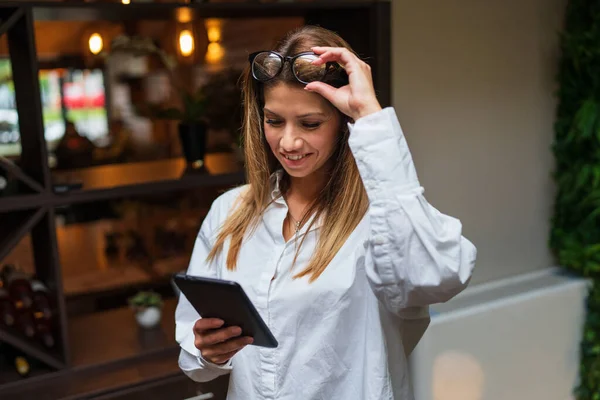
[{"xmin": 175, "ymin": 26, "xmax": 477, "ymax": 400}]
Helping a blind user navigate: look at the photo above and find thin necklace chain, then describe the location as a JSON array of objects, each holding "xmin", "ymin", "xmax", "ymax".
[
  {"xmin": 288, "ymin": 212, "xmax": 301, "ymax": 233},
  {"xmin": 288, "ymin": 211, "xmax": 303, "ymax": 245}
]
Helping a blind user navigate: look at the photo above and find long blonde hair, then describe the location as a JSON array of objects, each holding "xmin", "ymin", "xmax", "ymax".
[{"xmin": 207, "ymin": 26, "xmax": 369, "ymax": 282}]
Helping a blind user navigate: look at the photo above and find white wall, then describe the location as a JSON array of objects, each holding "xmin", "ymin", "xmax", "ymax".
[
  {"xmin": 410, "ymin": 268, "xmax": 588, "ymax": 400},
  {"xmin": 392, "ymin": 0, "xmax": 568, "ymax": 284}
]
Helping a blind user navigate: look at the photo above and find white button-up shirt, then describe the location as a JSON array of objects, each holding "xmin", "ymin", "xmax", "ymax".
[{"xmin": 175, "ymin": 107, "xmax": 477, "ymax": 400}]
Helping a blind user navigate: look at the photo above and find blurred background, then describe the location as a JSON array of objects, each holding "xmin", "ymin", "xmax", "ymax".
[{"xmin": 0, "ymin": 0, "xmax": 594, "ymax": 399}]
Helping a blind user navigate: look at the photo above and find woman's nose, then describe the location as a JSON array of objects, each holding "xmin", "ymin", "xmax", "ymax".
[{"xmin": 280, "ymin": 127, "xmax": 303, "ymax": 151}]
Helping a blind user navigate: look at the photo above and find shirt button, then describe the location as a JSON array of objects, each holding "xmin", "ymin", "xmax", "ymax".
[{"xmin": 373, "ymin": 235, "xmax": 385, "ymax": 246}]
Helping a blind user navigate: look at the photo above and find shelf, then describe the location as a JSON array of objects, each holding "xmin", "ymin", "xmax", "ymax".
[
  {"xmin": 0, "ymin": 194, "xmax": 46, "ymax": 213},
  {"xmin": 69, "ymin": 298, "xmax": 178, "ymax": 368},
  {"xmin": 0, "ymin": 154, "xmax": 244, "ymax": 213},
  {"xmin": 0, "ymin": 157, "xmax": 44, "ymax": 193},
  {"xmin": 63, "ymin": 255, "xmax": 188, "ymax": 298},
  {"xmin": 0, "ymin": 300, "xmax": 184, "ymax": 399},
  {"xmin": 0, "ymin": 362, "xmax": 54, "ymax": 386},
  {"xmin": 0, "ymin": 348, "xmax": 184, "ymax": 400},
  {"xmin": 9, "ymin": 1, "xmax": 379, "ymax": 22},
  {"xmin": 51, "ymin": 154, "xmax": 244, "ymax": 206},
  {"xmin": 0, "ymin": 326, "xmax": 64, "ymax": 371},
  {"xmin": 56, "ymin": 215, "xmax": 204, "ymax": 297}
]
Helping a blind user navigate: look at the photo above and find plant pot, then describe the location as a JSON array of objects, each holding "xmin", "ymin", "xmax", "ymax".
[
  {"xmin": 178, "ymin": 122, "xmax": 207, "ymax": 169},
  {"xmin": 135, "ymin": 306, "xmax": 162, "ymax": 329}
]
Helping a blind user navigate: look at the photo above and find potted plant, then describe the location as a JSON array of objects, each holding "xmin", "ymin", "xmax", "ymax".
[
  {"xmin": 106, "ymin": 35, "xmax": 209, "ymax": 169},
  {"xmin": 128, "ymin": 290, "xmax": 164, "ymax": 329},
  {"xmin": 148, "ymin": 89, "xmax": 209, "ymax": 169}
]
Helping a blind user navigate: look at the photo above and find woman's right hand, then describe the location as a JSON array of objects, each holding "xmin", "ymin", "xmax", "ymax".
[{"xmin": 193, "ymin": 318, "xmax": 254, "ymax": 365}]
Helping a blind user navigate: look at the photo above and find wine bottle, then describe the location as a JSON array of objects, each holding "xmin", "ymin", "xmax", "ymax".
[
  {"xmin": 33, "ymin": 318, "xmax": 55, "ymax": 349},
  {"xmin": 30, "ymin": 279, "xmax": 52, "ymax": 320},
  {"xmin": 1, "ymin": 265, "xmax": 33, "ymax": 309},
  {"xmin": 15, "ymin": 310, "xmax": 35, "ymax": 339},
  {"xmin": 0, "ymin": 342, "xmax": 31, "ymax": 378},
  {"xmin": 0, "ymin": 287, "xmax": 16, "ymax": 327}
]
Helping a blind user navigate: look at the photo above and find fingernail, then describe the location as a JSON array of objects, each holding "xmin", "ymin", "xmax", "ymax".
[
  {"xmin": 216, "ymin": 319, "xmax": 225, "ymax": 326},
  {"xmin": 234, "ymin": 327, "xmax": 242, "ymax": 335},
  {"xmin": 246, "ymin": 337, "xmax": 254, "ymax": 344}
]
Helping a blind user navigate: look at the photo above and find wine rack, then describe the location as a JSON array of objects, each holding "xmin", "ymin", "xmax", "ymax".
[{"xmin": 0, "ymin": 1, "xmax": 390, "ymax": 397}]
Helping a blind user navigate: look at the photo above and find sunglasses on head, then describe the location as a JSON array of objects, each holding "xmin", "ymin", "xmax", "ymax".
[{"xmin": 248, "ymin": 51, "xmax": 344, "ymax": 85}]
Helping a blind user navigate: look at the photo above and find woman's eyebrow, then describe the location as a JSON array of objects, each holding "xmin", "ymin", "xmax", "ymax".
[
  {"xmin": 297, "ymin": 112, "xmax": 327, "ymax": 118},
  {"xmin": 263, "ymin": 108, "xmax": 280, "ymax": 117},
  {"xmin": 263, "ymin": 108, "xmax": 328, "ymax": 119}
]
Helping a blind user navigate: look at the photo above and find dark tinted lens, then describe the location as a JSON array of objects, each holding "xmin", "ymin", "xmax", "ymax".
[
  {"xmin": 252, "ymin": 52, "xmax": 282, "ymax": 81},
  {"xmin": 293, "ymin": 54, "xmax": 326, "ymax": 83}
]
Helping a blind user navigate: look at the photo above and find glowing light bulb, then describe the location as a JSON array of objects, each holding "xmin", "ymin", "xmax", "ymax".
[
  {"xmin": 205, "ymin": 42, "xmax": 224, "ymax": 64},
  {"xmin": 88, "ymin": 33, "xmax": 103, "ymax": 55},
  {"xmin": 179, "ymin": 30, "xmax": 194, "ymax": 57}
]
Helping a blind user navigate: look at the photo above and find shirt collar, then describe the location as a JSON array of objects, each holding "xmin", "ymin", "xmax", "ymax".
[
  {"xmin": 270, "ymin": 169, "xmax": 286, "ymax": 205},
  {"xmin": 268, "ymin": 169, "xmax": 322, "ymax": 232}
]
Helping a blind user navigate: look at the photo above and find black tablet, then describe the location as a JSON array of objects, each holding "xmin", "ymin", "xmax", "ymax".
[{"xmin": 173, "ymin": 273, "xmax": 278, "ymax": 348}]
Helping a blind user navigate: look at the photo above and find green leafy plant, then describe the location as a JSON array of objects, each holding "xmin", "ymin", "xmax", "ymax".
[
  {"xmin": 550, "ymin": 0, "xmax": 600, "ymax": 398},
  {"xmin": 127, "ymin": 291, "xmax": 163, "ymax": 309}
]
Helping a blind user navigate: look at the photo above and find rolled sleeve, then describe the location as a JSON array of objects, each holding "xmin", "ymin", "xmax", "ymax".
[{"xmin": 348, "ymin": 108, "xmax": 477, "ymax": 312}]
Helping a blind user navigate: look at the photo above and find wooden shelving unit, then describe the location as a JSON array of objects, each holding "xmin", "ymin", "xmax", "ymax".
[
  {"xmin": 0, "ymin": 1, "xmax": 390, "ymax": 398},
  {"xmin": 69, "ymin": 298, "xmax": 179, "ymax": 368},
  {"xmin": 0, "ymin": 155, "xmax": 244, "ymax": 212}
]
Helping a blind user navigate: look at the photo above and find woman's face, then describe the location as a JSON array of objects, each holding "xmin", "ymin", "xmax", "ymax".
[{"xmin": 263, "ymin": 82, "xmax": 341, "ymax": 180}]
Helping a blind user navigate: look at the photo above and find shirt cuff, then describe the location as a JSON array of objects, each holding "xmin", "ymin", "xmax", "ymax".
[
  {"xmin": 179, "ymin": 318, "xmax": 233, "ymax": 371},
  {"xmin": 196, "ymin": 354, "xmax": 233, "ymax": 371},
  {"xmin": 179, "ymin": 318, "xmax": 202, "ymax": 357}
]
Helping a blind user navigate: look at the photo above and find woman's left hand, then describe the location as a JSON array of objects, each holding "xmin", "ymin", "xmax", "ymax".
[{"xmin": 306, "ymin": 46, "xmax": 382, "ymax": 121}]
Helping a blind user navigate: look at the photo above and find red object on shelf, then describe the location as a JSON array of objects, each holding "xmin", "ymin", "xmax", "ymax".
[{"xmin": 1, "ymin": 265, "xmax": 33, "ymax": 310}]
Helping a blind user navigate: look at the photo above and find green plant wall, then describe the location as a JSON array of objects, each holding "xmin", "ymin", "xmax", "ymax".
[{"xmin": 550, "ymin": 0, "xmax": 600, "ymax": 398}]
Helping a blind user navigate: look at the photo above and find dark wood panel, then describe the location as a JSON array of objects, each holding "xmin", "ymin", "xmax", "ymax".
[
  {"xmin": 5, "ymin": 7, "xmax": 51, "ymax": 189},
  {"xmin": 31, "ymin": 208, "xmax": 71, "ymax": 365},
  {"xmin": 0, "ymin": 7, "xmax": 24, "ymax": 39},
  {"xmin": 17, "ymin": 1, "xmax": 376, "ymax": 22},
  {"xmin": 0, "ymin": 194, "xmax": 47, "ymax": 213},
  {"xmin": 0, "ymin": 207, "xmax": 46, "ymax": 262}
]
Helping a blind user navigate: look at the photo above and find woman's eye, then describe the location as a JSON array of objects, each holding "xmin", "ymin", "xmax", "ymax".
[
  {"xmin": 266, "ymin": 119, "xmax": 283, "ymax": 127},
  {"xmin": 302, "ymin": 122, "xmax": 322, "ymax": 129}
]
